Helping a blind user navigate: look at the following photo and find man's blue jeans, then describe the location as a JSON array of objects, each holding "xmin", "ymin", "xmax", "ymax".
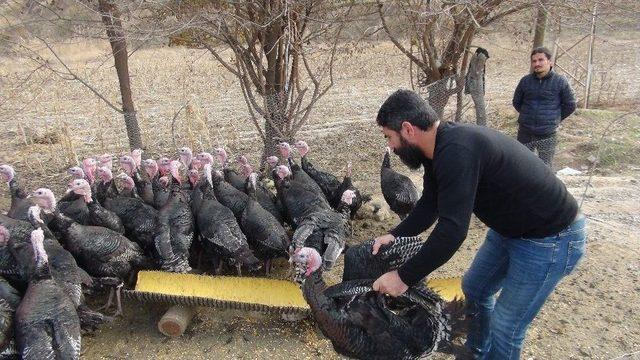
[{"xmin": 462, "ymin": 215, "xmax": 586, "ymax": 359}]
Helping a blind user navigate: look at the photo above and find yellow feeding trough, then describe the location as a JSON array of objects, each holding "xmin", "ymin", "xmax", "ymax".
[
  {"xmin": 426, "ymin": 277, "xmax": 464, "ymax": 302},
  {"xmin": 124, "ymin": 271, "xmax": 464, "ymax": 316},
  {"xmin": 124, "ymin": 271, "xmax": 311, "ymax": 315}
]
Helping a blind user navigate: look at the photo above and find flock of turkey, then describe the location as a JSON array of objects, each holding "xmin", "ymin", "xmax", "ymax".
[{"xmin": 0, "ymin": 141, "xmax": 460, "ymax": 360}]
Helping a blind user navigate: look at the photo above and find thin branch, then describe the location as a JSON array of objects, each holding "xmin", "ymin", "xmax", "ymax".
[{"xmin": 35, "ymin": 35, "xmax": 124, "ymax": 114}]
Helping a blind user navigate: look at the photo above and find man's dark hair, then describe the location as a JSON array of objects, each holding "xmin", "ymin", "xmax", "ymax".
[
  {"xmin": 531, "ymin": 47, "xmax": 552, "ymax": 60},
  {"xmin": 376, "ymin": 89, "xmax": 439, "ymax": 131}
]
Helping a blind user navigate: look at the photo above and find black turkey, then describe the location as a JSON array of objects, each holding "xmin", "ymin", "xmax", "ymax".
[
  {"xmin": 30, "ymin": 188, "xmax": 151, "ymax": 316},
  {"xmin": 215, "ymin": 147, "xmax": 246, "ymax": 191},
  {"xmin": 291, "ymin": 190, "xmax": 355, "ymax": 271},
  {"xmin": 292, "ymin": 247, "xmax": 451, "ymax": 360},
  {"xmin": 210, "ymin": 168, "xmax": 249, "ymax": 221},
  {"xmin": 274, "ymin": 165, "xmax": 331, "ymax": 227},
  {"xmin": 104, "ymin": 174, "xmax": 160, "ymax": 256},
  {"xmin": 239, "ymin": 160, "xmax": 283, "ymax": 224},
  {"xmin": 294, "ymin": 140, "xmax": 342, "ymax": 203},
  {"xmin": 16, "ymin": 206, "xmax": 114, "ymax": 330},
  {"xmin": 240, "ymin": 173, "xmax": 289, "ymax": 275},
  {"xmin": 0, "ymin": 164, "xmax": 34, "ymax": 221},
  {"xmin": 194, "ymin": 164, "xmax": 260, "ymax": 275},
  {"xmin": 277, "ymin": 142, "xmax": 328, "ymax": 203},
  {"xmin": 0, "ymin": 276, "xmax": 20, "ymax": 358},
  {"xmin": 153, "ymin": 161, "xmax": 194, "ymax": 273},
  {"xmin": 381, "ymin": 147, "xmax": 420, "ymax": 220},
  {"xmin": 0, "ymin": 224, "xmax": 25, "ymax": 288},
  {"xmin": 69, "ymin": 179, "xmax": 124, "ymax": 234},
  {"xmin": 56, "ymin": 167, "xmax": 90, "ymax": 226},
  {"xmin": 120, "ymin": 154, "xmax": 154, "ymax": 206},
  {"xmin": 95, "ymin": 166, "xmax": 119, "ymax": 205},
  {"xmin": 342, "ymin": 236, "xmax": 425, "ymax": 282},
  {"xmin": 15, "ymin": 228, "xmax": 81, "ymax": 360}
]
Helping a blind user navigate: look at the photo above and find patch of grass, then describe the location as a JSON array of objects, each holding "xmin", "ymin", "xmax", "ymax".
[{"xmin": 563, "ymin": 109, "xmax": 640, "ymax": 172}]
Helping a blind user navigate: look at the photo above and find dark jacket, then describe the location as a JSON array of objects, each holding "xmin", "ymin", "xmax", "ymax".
[{"xmin": 512, "ymin": 69, "xmax": 576, "ymax": 135}]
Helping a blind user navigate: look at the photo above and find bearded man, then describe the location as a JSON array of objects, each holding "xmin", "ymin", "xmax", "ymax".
[{"xmin": 371, "ymin": 89, "xmax": 586, "ymax": 359}]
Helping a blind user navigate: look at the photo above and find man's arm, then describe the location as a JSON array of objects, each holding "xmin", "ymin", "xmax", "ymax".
[
  {"xmin": 560, "ymin": 78, "xmax": 577, "ymax": 120},
  {"xmin": 512, "ymin": 78, "xmax": 525, "ymax": 112},
  {"xmin": 389, "ymin": 177, "xmax": 438, "ymax": 238},
  {"xmin": 396, "ymin": 144, "xmax": 481, "ymax": 286}
]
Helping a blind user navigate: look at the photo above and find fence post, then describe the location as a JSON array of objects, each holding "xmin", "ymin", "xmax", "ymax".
[{"xmin": 584, "ymin": 3, "xmax": 598, "ymax": 109}]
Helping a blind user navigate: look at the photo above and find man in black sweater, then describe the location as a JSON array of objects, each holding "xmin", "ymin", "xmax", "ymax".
[
  {"xmin": 372, "ymin": 90, "xmax": 586, "ymax": 359},
  {"xmin": 513, "ymin": 47, "xmax": 576, "ymax": 168}
]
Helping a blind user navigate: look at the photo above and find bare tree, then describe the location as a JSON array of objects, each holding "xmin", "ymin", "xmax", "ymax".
[
  {"xmin": 98, "ymin": 0, "xmax": 142, "ymax": 150},
  {"xmin": 161, "ymin": 1, "xmax": 356, "ymax": 157},
  {"xmin": 1, "ymin": 0, "xmax": 143, "ymax": 150},
  {"xmin": 377, "ymin": 0, "xmax": 534, "ymax": 117},
  {"xmin": 533, "ymin": 0, "xmax": 549, "ymax": 48}
]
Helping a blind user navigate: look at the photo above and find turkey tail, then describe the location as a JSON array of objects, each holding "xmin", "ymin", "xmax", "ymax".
[{"xmin": 77, "ymin": 305, "xmax": 114, "ymax": 331}]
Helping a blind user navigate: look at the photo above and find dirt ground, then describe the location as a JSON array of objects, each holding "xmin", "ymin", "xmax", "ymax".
[{"xmin": 1, "ymin": 20, "xmax": 639, "ymax": 360}]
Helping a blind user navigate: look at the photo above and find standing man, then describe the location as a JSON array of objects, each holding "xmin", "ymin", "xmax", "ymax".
[
  {"xmin": 513, "ymin": 47, "xmax": 576, "ymax": 168},
  {"xmin": 372, "ymin": 90, "xmax": 586, "ymax": 359}
]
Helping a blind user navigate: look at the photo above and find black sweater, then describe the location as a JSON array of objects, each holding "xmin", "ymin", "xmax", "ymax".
[{"xmin": 391, "ymin": 122, "xmax": 578, "ymax": 286}]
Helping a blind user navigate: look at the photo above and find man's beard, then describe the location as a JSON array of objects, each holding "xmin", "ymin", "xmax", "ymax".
[{"xmin": 394, "ymin": 137, "xmax": 426, "ymax": 170}]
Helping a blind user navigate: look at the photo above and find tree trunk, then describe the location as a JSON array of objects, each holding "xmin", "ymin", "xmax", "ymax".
[
  {"xmin": 98, "ymin": 0, "xmax": 143, "ymax": 150},
  {"xmin": 533, "ymin": 1, "xmax": 548, "ymax": 48},
  {"xmin": 426, "ymin": 79, "xmax": 451, "ymax": 119},
  {"xmin": 465, "ymin": 51, "xmax": 489, "ymax": 126},
  {"xmin": 261, "ymin": 92, "xmax": 290, "ymax": 159}
]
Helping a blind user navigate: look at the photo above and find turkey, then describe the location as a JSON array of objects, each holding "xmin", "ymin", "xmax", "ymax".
[
  {"xmin": 95, "ymin": 167, "xmax": 118, "ymax": 205},
  {"xmin": 16, "ymin": 206, "xmax": 114, "ymax": 330},
  {"xmin": 240, "ymin": 173, "xmax": 289, "ymax": 275},
  {"xmin": 0, "ymin": 223, "xmax": 25, "ymax": 291},
  {"xmin": 104, "ymin": 174, "xmax": 160, "ymax": 255},
  {"xmin": 210, "ymin": 168, "xmax": 249, "ymax": 221},
  {"xmin": 153, "ymin": 161, "xmax": 194, "ymax": 273},
  {"xmin": 15, "ymin": 228, "xmax": 81, "ymax": 360},
  {"xmin": 274, "ymin": 165, "xmax": 331, "ymax": 227},
  {"xmin": 97, "ymin": 153, "xmax": 113, "ymax": 171},
  {"xmin": 69, "ymin": 179, "xmax": 125, "ymax": 234},
  {"xmin": 194, "ymin": 164, "xmax": 261, "ymax": 275},
  {"xmin": 178, "ymin": 147, "xmax": 194, "ymax": 169},
  {"xmin": 29, "ymin": 188, "xmax": 151, "ymax": 316},
  {"xmin": 0, "ymin": 276, "xmax": 20, "ymax": 358},
  {"xmin": 0, "ymin": 164, "xmax": 34, "ymax": 221},
  {"xmin": 295, "ymin": 141, "xmax": 369, "ymax": 218},
  {"xmin": 294, "ymin": 140, "xmax": 342, "ymax": 203},
  {"xmin": 56, "ymin": 167, "xmax": 90, "ymax": 225},
  {"xmin": 239, "ymin": 160, "xmax": 283, "ymax": 224},
  {"xmin": 291, "ymin": 190, "xmax": 355, "ymax": 271},
  {"xmin": 215, "ymin": 147, "xmax": 245, "ymax": 191},
  {"xmin": 381, "ymin": 147, "xmax": 420, "ymax": 220},
  {"xmin": 81, "ymin": 157, "xmax": 98, "ymax": 186},
  {"xmin": 277, "ymin": 142, "xmax": 328, "ymax": 202},
  {"xmin": 120, "ymin": 154, "xmax": 154, "ymax": 206},
  {"xmin": 342, "ymin": 236, "xmax": 425, "ymax": 282},
  {"xmin": 292, "ymin": 247, "xmax": 451, "ymax": 360}
]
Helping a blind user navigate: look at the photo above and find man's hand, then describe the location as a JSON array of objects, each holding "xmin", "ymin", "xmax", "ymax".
[
  {"xmin": 372, "ymin": 270, "xmax": 408, "ymax": 297},
  {"xmin": 372, "ymin": 234, "xmax": 395, "ymax": 255}
]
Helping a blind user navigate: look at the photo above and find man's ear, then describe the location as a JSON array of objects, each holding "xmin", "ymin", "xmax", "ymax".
[{"xmin": 400, "ymin": 121, "xmax": 415, "ymax": 138}]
